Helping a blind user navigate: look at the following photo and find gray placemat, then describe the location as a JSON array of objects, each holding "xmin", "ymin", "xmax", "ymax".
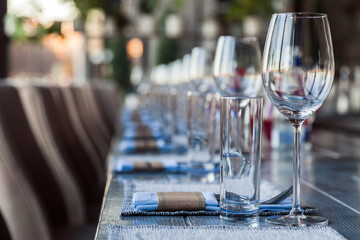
[
  {"xmin": 119, "ymin": 179, "xmax": 314, "ymax": 217},
  {"xmin": 108, "ymin": 225, "xmax": 346, "ymax": 240}
]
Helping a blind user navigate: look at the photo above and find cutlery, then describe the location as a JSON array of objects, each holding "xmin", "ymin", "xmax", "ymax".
[{"xmin": 214, "ymin": 185, "xmax": 293, "ymax": 205}]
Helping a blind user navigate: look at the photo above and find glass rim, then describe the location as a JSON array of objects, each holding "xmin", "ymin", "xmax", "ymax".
[
  {"xmin": 220, "ymin": 96, "xmax": 263, "ymax": 100},
  {"xmin": 273, "ymin": 12, "xmax": 327, "ymax": 18},
  {"xmin": 187, "ymin": 91, "xmax": 218, "ymax": 97},
  {"xmin": 218, "ymin": 35, "xmax": 259, "ymax": 43}
]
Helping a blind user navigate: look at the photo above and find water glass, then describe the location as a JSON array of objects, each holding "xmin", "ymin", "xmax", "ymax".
[
  {"xmin": 187, "ymin": 92, "xmax": 218, "ymax": 171},
  {"xmin": 220, "ymin": 96, "xmax": 263, "ymax": 223}
]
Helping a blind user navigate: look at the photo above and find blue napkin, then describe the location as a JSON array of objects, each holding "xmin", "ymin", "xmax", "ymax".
[
  {"xmin": 118, "ymin": 139, "xmax": 173, "ymax": 154},
  {"xmin": 114, "ymin": 160, "xmax": 188, "ymax": 173},
  {"xmin": 121, "ymin": 110, "xmax": 158, "ymax": 126},
  {"xmin": 122, "ymin": 127, "xmax": 163, "ymax": 139},
  {"xmin": 121, "ymin": 121, "xmax": 161, "ymax": 129},
  {"xmin": 132, "ymin": 192, "xmax": 292, "ymax": 213},
  {"xmin": 260, "ymin": 198, "xmax": 292, "ymax": 212},
  {"xmin": 133, "ymin": 192, "xmax": 220, "ymax": 211}
]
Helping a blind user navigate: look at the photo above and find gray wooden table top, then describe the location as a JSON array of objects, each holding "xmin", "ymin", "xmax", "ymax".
[{"xmin": 95, "ymin": 129, "xmax": 360, "ymax": 240}]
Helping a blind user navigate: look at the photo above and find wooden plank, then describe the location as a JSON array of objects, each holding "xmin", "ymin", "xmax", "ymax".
[{"xmin": 300, "ymin": 181, "xmax": 360, "ymax": 240}]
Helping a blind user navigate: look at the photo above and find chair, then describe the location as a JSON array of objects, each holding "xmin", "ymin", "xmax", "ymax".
[
  {"xmin": 0, "ymin": 83, "xmax": 71, "ymax": 239},
  {"xmin": 0, "ymin": 82, "xmax": 113, "ymax": 239},
  {"xmin": 0, "ymin": 122, "xmax": 51, "ymax": 240},
  {"xmin": 34, "ymin": 86, "xmax": 105, "ymax": 208},
  {"xmin": 82, "ymin": 85, "xmax": 112, "ymax": 145},
  {"xmin": 66, "ymin": 86, "xmax": 109, "ymax": 161},
  {"xmin": 0, "ymin": 211, "xmax": 11, "ymax": 240},
  {"xmin": 16, "ymin": 84, "xmax": 87, "ymax": 226},
  {"xmin": 90, "ymin": 82, "xmax": 120, "ymax": 139}
]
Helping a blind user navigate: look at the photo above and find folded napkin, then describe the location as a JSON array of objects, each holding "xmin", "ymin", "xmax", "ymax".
[
  {"xmin": 121, "ymin": 120, "xmax": 161, "ymax": 129},
  {"xmin": 260, "ymin": 198, "xmax": 292, "ymax": 212},
  {"xmin": 114, "ymin": 160, "xmax": 188, "ymax": 173},
  {"xmin": 121, "ymin": 111, "xmax": 157, "ymax": 126},
  {"xmin": 133, "ymin": 192, "xmax": 292, "ymax": 213},
  {"xmin": 121, "ymin": 180, "xmax": 315, "ymax": 217},
  {"xmin": 133, "ymin": 192, "xmax": 219, "ymax": 211},
  {"xmin": 122, "ymin": 126, "xmax": 163, "ymax": 139},
  {"xmin": 129, "ymin": 110, "xmax": 153, "ymax": 123},
  {"xmin": 118, "ymin": 139, "xmax": 173, "ymax": 154}
]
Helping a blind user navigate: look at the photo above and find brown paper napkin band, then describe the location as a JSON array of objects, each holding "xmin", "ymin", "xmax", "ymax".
[
  {"xmin": 131, "ymin": 111, "xmax": 141, "ymax": 122},
  {"xmin": 157, "ymin": 192, "xmax": 206, "ymax": 211},
  {"xmin": 133, "ymin": 161, "xmax": 164, "ymax": 172},
  {"xmin": 135, "ymin": 140, "xmax": 158, "ymax": 151},
  {"xmin": 135, "ymin": 127, "xmax": 153, "ymax": 138}
]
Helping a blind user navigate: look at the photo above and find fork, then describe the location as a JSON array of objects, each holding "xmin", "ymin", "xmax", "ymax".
[
  {"xmin": 260, "ymin": 185, "xmax": 293, "ymax": 205},
  {"xmin": 215, "ymin": 185, "xmax": 293, "ymax": 205}
]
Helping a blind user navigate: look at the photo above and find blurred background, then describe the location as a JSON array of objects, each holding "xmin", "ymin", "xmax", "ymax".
[{"xmin": 1, "ymin": 0, "xmax": 360, "ymax": 116}]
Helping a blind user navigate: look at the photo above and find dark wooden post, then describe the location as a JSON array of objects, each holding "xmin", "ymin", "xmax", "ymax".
[{"xmin": 0, "ymin": 0, "xmax": 8, "ymax": 78}]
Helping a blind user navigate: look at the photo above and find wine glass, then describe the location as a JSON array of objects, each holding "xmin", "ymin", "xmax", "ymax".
[
  {"xmin": 190, "ymin": 47, "xmax": 215, "ymax": 93},
  {"xmin": 213, "ymin": 36, "xmax": 263, "ymax": 174},
  {"xmin": 213, "ymin": 36, "xmax": 262, "ymax": 97},
  {"xmin": 262, "ymin": 12, "xmax": 334, "ymax": 226}
]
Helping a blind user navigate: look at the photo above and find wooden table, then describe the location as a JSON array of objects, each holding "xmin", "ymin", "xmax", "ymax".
[{"xmin": 95, "ymin": 128, "xmax": 360, "ymax": 239}]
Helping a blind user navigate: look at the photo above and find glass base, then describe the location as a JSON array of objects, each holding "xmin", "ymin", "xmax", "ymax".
[
  {"xmin": 220, "ymin": 217, "xmax": 259, "ymax": 227},
  {"xmin": 188, "ymin": 161, "xmax": 219, "ymax": 173},
  {"xmin": 265, "ymin": 214, "xmax": 328, "ymax": 227}
]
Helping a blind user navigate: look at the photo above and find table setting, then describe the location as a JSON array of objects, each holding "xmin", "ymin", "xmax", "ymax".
[{"xmin": 95, "ymin": 12, "xmax": 354, "ymax": 240}]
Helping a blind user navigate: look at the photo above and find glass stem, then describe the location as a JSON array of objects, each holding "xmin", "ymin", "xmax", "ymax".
[
  {"xmin": 237, "ymin": 107, "xmax": 243, "ymax": 155},
  {"xmin": 291, "ymin": 122, "xmax": 304, "ymax": 216}
]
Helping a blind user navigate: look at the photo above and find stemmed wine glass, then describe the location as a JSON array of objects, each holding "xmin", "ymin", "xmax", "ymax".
[
  {"xmin": 190, "ymin": 47, "xmax": 215, "ymax": 93},
  {"xmin": 213, "ymin": 36, "xmax": 263, "ymax": 176},
  {"xmin": 262, "ymin": 13, "xmax": 334, "ymax": 226},
  {"xmin": 213, "ymin": 36, "xmax": 262, "ymax": 97}
]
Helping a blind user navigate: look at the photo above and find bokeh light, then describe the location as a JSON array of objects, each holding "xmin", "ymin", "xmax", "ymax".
[{"xmin": 126, "ymin": 38, "xmax": 143, "ymax": 60}]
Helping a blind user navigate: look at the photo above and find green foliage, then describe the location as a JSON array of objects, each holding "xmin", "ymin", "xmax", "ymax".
[
  {"xmin": 73, "ymin": 0, "xmax": 129, "ymax": 31},
  {"xmin": 107, "ymin": 37, "xmax": 133, "ymax": 94},
  {"xmin": 156, "ymin": 37, "xmax": 178, "ymax": 65},
  {"xmin": 5, "ymin": 15, "xmax": 61, "ymax": 42},
  {"xmin": 46, "ymin": 22, "xmax": 62, "ymax": 34},
  {"xmin": 172, "ymin": 0, "xmax": 184, "ymax": 9},
  {"xmin": 227, "ymin": 0, "xmax": 277, "ymax": 22},
  {"xmin": 139, "ymin": 0, "xmax": 158, "ymax": 13},
  {"xmin": 154, "ymin": 0, "xmax": 184, "ymax": 63},
  {"xmin": 10, "ymin": 18, "xmax": 26, "ymax": 42},
  {"xmin": 73, "ymin": 0, "xmax": 103, "ymax": 20}
]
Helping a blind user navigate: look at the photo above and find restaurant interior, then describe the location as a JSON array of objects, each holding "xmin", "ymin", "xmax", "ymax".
[{"xmin": 0, "ymin": 0, "xmax": 359, "ymax": 240}]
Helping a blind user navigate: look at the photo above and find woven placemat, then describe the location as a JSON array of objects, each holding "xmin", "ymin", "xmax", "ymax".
[
  {"xmin": 119, "ymin": 179, "xmax": 314, "ymax": 217},
  {"xmin": 108, "ymin": 225, "xmax": 346, "ymax": 240}
]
